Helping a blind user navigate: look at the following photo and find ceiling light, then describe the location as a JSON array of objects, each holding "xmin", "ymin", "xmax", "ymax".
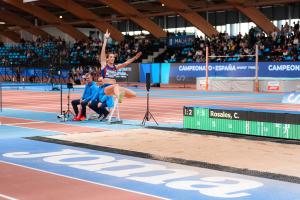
[
  {"xmin": 0, "ymin": 21, "xmax": 6, "ymax": 25},
  {"xmin": 59, "ymin": 15, "xmax": 63, "ymax": 19},
  {"xmin": 23, "ymin": 0, "xmax": 39, "ymax": 2},
  {"xmin": 162, "ymin": 3, "xmax": 165, "ymax": 6}
]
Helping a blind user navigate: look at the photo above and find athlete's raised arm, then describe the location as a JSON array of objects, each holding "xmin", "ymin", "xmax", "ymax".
[
  {"xmin": 116, "ymin": 52, "xmax": 142, "ymax": 70},
  {"xmin": 100, "ymin": 30, "xmax": 110, "ymax": 70}
]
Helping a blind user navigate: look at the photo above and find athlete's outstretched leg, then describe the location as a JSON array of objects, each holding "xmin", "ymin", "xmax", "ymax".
[
  {"xmin": 104, "ymin": 84, "xmax": 120, "ymax": 96},
  {"xmin": 119, "ymin": 87, "xmax": 136, "ymax": 98},
  {"xmin": 104, "ymin": 84, "xmax": 136, "ymax": 101}
]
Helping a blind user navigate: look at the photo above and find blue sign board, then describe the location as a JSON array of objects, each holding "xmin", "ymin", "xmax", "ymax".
[
  {"xmin": 168, "ymin": 35, "xmax": 195, "ymax": 47},
  {"xmin": 259, "ymin": 62, "xmax": 300, "ymax": 77},
  {"xmin": 169, "ymin": 62, "xmax": 256, "ymax": 78},
  {"xmin": 170, "ymin": 62, "xmax": 300, "ymax": 78},
  {"xmin": 140, "ymin": 62, "xmax": 300, "ymax": 84}
]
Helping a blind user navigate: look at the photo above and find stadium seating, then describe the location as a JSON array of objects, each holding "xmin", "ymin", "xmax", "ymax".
[{"xmin": 0, "ymin": 22, "xmax": 299, "ymax": 69}]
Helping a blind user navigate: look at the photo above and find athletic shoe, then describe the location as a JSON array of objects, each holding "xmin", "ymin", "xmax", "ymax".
[
  {"xmin": 118, "ymin": 91, "xmax": 125, "ymax": 103},
  {"xmin": 100, "ymin": 113, "xmax": 109, "ymax": 122},
  {"xmin": 72, "ymin": 116, "xmax": 81, "ymax": 121},
  {"xmin": 80, "ymin": 116, "xmax": 86, "ymax": 121},
  {"xmin": 98, "ymin": 114, "xmax": 104, "ymax": 120}
]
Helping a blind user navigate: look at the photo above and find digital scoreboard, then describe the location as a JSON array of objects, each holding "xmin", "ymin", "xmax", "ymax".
[{"xmin": 183, "ymin": 106, "xmax": 300, "ymax": 140}]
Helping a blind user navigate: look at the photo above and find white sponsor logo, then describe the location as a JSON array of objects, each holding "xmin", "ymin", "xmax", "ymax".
[
  {"xmin": 3, "ymin": 149, "xmax": 263, "ymax": 198},
  {"xmin": 178, "ymin": 65, "xmax": 213, "ymax": 72},
  {"xmin": 268, "ymin": 81, "xmax": 280, "ymax": 86},
  {"xmin": 215, "ymin": 64, "xmax": 236, "ymax": 71},
  {"xmin": 287, "ymin": 93, "xmax": 300, "ymax": 104},
  {"xmin": 268, "ymin": 64, "xmax": 300, "ymax": 71},
  {"xmin": 267, "ymin": 81, "xmax": 280, "ymax": 91},
  {"xmin": 176, "ymin": 75, "xmax": 186, "ymax": 81}
]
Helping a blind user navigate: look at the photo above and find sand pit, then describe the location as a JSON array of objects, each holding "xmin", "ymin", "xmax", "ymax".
[{"xmin": 47, "ymin": 128, "xmax": 300, "ymax": 178}]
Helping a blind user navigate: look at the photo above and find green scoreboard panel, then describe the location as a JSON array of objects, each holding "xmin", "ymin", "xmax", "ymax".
[{"xmin": 183, "ymin": 106, "xmax": 300, "ymax": 140}]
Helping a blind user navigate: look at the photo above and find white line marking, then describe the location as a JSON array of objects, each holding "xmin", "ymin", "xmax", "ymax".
[
  {"xmin": 0, "ymin": 114, "xmax": 108, "ymax": 131},
  {"xmin": 4, "ymin": 108, "xmax": 56, "ymax": 114},
  {"xmin": 7, "ymin": 122, "xmax": 44, "ymax": 125},
  {"xmin": 0, "ymin": 161, "xmax": 168, "ymax": 200},
  {"xmin": 2, "ymin": 124, "xmax": 63, "ymax": 134},
  {"xmin": 3, "ymin": 108, "xmax": 182, "ymax": 123},
  {"xmin": 0, "ymin": 194, "xmax": 19, "ymax": 200}
]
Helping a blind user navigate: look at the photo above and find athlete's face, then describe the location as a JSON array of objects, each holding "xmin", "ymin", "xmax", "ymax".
[
  {"xmin": 97, "ymin": 77, "xmax": 103, "ymax": 85},
  {"xmin": 107, "ymin": 54, "xmax": 115, "ymax": 65},
  {"xmin": 85, "ymin": 74, "xmax": 92, "ymax": 83}
]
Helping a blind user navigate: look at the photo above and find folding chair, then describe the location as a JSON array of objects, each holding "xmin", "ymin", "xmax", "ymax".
[{"xmin": 86, "ymin": 107, "xmax": 99, "ymax": 120}]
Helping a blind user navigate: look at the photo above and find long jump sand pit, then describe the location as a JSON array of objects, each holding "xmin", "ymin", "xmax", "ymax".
[{"xmin": 46, "ymin": 128, "xmax": 300, "ymax": 179}]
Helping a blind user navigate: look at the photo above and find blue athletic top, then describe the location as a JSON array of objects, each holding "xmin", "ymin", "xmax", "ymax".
[
  {"xmin": 82, "ymin": 81, "xmax": 98, "ymax": 102},
  {"xmin": 91, "ymin": 86, "xmax": 105, "ymax": 102},
  {"xmin": 101, "ymin": 95, "xmax": 114, "ymax": 109},
  {"xmin": 101, "ymin": 65, "xmax": 118, "ymax": 79},
  {"xmin": 90, "ymin": 86, "xmax": 114, "ymax": 109}
]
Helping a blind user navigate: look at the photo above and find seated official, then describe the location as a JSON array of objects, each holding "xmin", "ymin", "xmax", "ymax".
[
  {"xmin": 88, "ymin": 78, "xmax": 114, "ymax": 120},
  {"xmin": 72, "ymin": 73, "xmax": 97, "ymax": 121},
  {"xmin": 98, "ymin": 95, "xmax": 114, "ymax": 121}
]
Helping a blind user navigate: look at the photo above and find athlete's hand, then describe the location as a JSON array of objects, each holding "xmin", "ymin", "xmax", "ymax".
[
  {"xmin": 104, "ymin": 29, "xmax": 110, "ymax": 40},
  {"xmin": 135, "ymin": 52, "xmax": 142, "ymax": 60},
  {"xmin": 97, "ymin": 102, "xmax": 102, "ymax": 108}
]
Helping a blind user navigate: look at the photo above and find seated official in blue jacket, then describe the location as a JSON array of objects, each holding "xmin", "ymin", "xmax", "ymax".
[
  {"xmin": 99, "ymin": 95, "xmax": 114, "ymax": 121},
  {"xmin": 72, "ymin": 73, "xmax": 97, "ymax": 121},
  {"xmin": 89, "ymin": 78, "xmax": 114, "ymax": 120}
]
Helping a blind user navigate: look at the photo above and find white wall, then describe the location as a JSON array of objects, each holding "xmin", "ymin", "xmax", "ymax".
[
  {"xmin": 77, "ymin": 27, "xmax": 103, "ymax": 39},
  {"xmin": 19, "ymin": 30, "xmax": 37, "ymax": 41},
  {"xmin": 41, "ymin": 26, "xmax": 104, "ymax": 43}
]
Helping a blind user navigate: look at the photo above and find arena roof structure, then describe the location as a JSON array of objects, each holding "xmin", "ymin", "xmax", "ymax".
[{"xmin": 0, "ymin": 0, "xmax": 299, "ymax": 42}]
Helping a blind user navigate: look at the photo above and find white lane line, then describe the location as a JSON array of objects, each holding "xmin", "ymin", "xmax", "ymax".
[
  {"xmin": 2, "ymin": 123, "xmax": 64, "ymax": 134},
  {"xmin": 0, "ymin": 161, "xmax": 168, "ymax": 200},
  {"xmin": 0, "ymin": 115, "xmax": 108, "ymax": 130},
  {"xmin": 7, "ymin": 122, "xmax": 44, "ymax": 126},
  {"xmin": 0, "ymin": 193, "xmax": 19, "ymax": 200}
]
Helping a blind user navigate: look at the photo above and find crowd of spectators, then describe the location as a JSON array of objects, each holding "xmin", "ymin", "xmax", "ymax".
[
  {"xmin": 0, "ymin": 35, "xmax": 161, "ymax": 82},
  {"xmin": 156, "ymin": 21, "xmax": 300, "ymax": 63},
  {"xmin": 1, "ymin": 21, "xmax": 300, "ymax": 70},
  {"xmin": 69, "ymin": 35, "xmax": 154, "ymax": 66},
  {"xmin": 0, "ymin": 34, "xmax": 156, "ymax": 68}
]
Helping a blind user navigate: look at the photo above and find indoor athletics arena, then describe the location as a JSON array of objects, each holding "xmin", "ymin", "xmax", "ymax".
[{"xmin": 0, "ymin": 0, "xmax": 300, "ymax": 199}]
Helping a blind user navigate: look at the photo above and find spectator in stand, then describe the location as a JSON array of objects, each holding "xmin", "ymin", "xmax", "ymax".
[
  {"xmin": 156, "ymin": 22, "xmax": 300, "ymax": 63},
  {"xmin": 0, "ymin": 23, "xmax": 299, "ymax": 70}
]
